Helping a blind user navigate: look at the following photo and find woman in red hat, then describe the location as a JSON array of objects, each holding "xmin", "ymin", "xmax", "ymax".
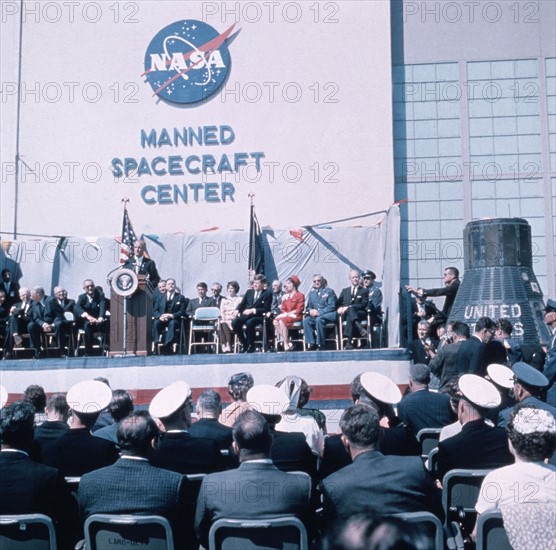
[{"xmin": 273, "ymin": 275, "xmax": 305, "ymax": 351}]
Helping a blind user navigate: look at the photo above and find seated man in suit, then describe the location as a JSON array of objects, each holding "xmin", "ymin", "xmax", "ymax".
[
  {"xmin": 337, "ymin": 269, "xmax": 369, "ymax": 349},
  {"xmin": 153, "ymin": 278, "xmax": 188, "ymax": 355},
  {"xmin": 397, "ymin": 363, "xmax": 453, "ymax": 436},
  {"xmin": 51, "ymin": 286, "xmax": 75, "ymax": 357},
  {"xmin": 188, "ymin": 389, "xmax": 233, "ymax": 450},
  {"xmin": 33, "ymin": 393, "xmax": 70, "ymax": 459},
  {"xmin": 74, "ymin": 279, "xmax": 107, "ymax": 356},
  {"xmin": 303, "ymin": 274, "xmax": 337, "ymax": 351},
  {"xmin": 42, "ymin": 380, "xmax": 119, "ymax": 477},
  {"xmin": 0, "ymin": 400, "xmax": 78, "ymax": 548},
  {"xmin": 150, "ymin": 381, "xmax": 227, "ymax": 475},
  {"xmin": 78, "ymin": 410, "xmax": 195, "ymax": 549},
  {"xmin": 436, "ymin": 374, "xmax": 514, "ymax": 481},
  {"xmin": 195, "ymin": 409, "xmax": 314, "ymax": 549},
  {"xmin": 27, "ymin": 286, "xmax": 59, "ymax": 358},
  {"xmin": 0, "ymin": 289, "xmax": 9, "ymax": 345},
  {"xmin": 232, "ymin": 274, "xmax": 272, "ymax": 353},
  {"xmin": 321, "ymin": 404, "xmax": 441, "ymax": 523},
  {"xmin": 186, "ymin": 281, "xmax": 215, "ymax": 318},
  {"xmin": 3, "ymin": 287, "xmax": 33, "ymax": 359},
  {"xmin": 123, "ymin": 239, "xmax": 160, "ymax": 287}
]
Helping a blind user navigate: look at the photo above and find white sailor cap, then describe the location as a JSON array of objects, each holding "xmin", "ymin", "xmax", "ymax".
[
  {"xmin": 247, "ymin": 384, "xmax": 290, "ymax": 416},
  {"xmin": 458, "ymin": 374, "xmax": 501, "ymax": 409},
  {"xmin": 487, "ymin": 364, "xmax": 514, "ymax": 389},
  {"xmin": 0, "ymin": 385, "xmax": 8, "ymax": 408},
  {"xmin": 149, "ymin": 381, "xmax": 192, "ymax": 419},
  {"xmin": 66, "ymin": 380, "xmax": 112, "ymax": 414},
  {"xmin": 360, "ymin": 372, "xmax": 402, "ymax": 405}
]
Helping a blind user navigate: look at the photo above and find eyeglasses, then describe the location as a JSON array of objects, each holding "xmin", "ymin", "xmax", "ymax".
[
  {"xmin": 211, "ymin": 288, "xmax": 220, "ymax": 292},
  {"xmin": 313, "ymin": 279, "xmax": 322, "ymax": 283},
  {"xmin": 85, "ymin": 285, "xmax": 94, "ymax": 288}
]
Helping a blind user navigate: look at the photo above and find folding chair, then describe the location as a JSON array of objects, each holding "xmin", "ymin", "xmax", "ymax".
[
  {"xmin": 394, "ymin": 511, "xmax": 444, "ymax": 550},
  {"xmin": 84, "ymin": 514, "xmax": 173, "ymax": 550},
  {"xmin": 475, "ymin": 509, "xmax": 511, "ymax": 550},
  {"xmin": 188, "ymin": 307, "xmax": 220, "ymax": 354},
  {"xmin": 0, "ymin": 514, "xmax": 57, "ymax": 550},
  {"xmin": 426, "ymin": 447, "xmax": 439, "ymax": 475},
  {"xmin": 275, "ymin": 321, "xmax": 305, "ymax": 352},
  {"xmin": 416, "ymin": 428, "xmax": 442, "ymax": 461},
  {"xmin": 208, "ymin": 516, "xmax": 308, "ymax": 550},
  {"xmin": 338, "ymin": 317, "xmax": 368, "ymax": 350},
  {"xmin": 442, "ymin": 469, "xmax": 492, "ymax": 535},
  {"xmin": 12, "ymin": 333, "xmax": 36, "ymax": 359},
  {"xmin": 324, "ymin": 321, "xmax": 339, "ymax": 350}
]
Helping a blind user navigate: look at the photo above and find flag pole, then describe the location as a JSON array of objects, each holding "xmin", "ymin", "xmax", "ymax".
[
  {"xmin": 248, "ymin": 192, "xmax": 255, "ymax": 283},
  {"xmin": 121, "ymin": 197, "xmax": 130, "ymax": 355}
]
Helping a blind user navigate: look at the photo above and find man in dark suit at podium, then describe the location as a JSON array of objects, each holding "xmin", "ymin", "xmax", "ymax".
[
  {"xmin": 153, "ymin": 278, "xmax": 188, "ymax": 355},
  {"xmin": 123, "ymin": 239, "xmax": 160, "ymax": 287},
  {"xmin": 232, "ymin": 274, "xmax": 272, "ymax": 353}
]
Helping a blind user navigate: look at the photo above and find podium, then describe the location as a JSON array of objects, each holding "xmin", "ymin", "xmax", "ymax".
[{"xmin": 109, "ymin": 274, "xmax": 153, "ymax": 356}]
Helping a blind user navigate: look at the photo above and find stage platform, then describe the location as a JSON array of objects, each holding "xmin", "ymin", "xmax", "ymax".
[{"xmin": 1, "ymin": 348, "xmax": 411, "ymax": 431}]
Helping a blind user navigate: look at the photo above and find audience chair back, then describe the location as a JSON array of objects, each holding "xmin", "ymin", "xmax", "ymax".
[
  {"xmin": 188, "ymin": 307, "xmax": 220, "ymax": 354},
  {"xmin": 442, "ymin": 469, "xmax": 492, "ymax": 533},
  {"xmin": 475, "ymin": 509, "xmax": 511, "ymax": 550},
  {"xmin": 0, "ymin": 514, "xmax": 57, "ymax": 550},
  {"xmin": 84, "ymin": 514, "xmax": 173, "ymax": 550},
  {"xmin": 394, "ymin": 511, "xmax": 444, "ymax": 550},
  {"xmin": 208, "ymin": 517, "xmax": 308, "ymax": 550},
  {"xmin": 416, "ymin": 428, "xmax": 442, "ymax": 461}
]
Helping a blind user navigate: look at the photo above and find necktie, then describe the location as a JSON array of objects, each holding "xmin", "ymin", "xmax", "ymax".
[
  {"xmin": 352, "ymin": 287, "xmax": 356, "ymax": 301},
  {"xmin": 254, "ymin": 292, "xmax": 259, "ymax": 302}
]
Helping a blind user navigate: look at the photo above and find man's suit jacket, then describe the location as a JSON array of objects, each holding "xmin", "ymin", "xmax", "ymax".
[
  {"xmin": 498, "ymin": 395, "xmax": 556, "ymax": 428},
  {"xmin": 74, "ymin": 291, "xmax": 106, "ymax": 320},
  {"xmin": 188, "ymin": 418, "xmax": 233, "ymax": 450},
  {"xmin": 2, "ymin": 279, "xmax": 20, "ymax": 307},
  {"xmin": 398, "ymin": 389, "xmax": 453, "ymax": 435},
  {"xmin": 429, "ymin": 341, "xmax": 464, "ymax": 390},
  {"xmin": 321, "ymin": 450, "xmax": 440, "ymax": 522},
  {"xmin": 0, "ymin": 451, "xmax": 78, "ymax": 547},
  {"xmin": 422, "ymin": 280, "xmax": 460, "ymax": 318},
  {"xmin": 186, "ymin": 296, "xmax": 216, "ymax": 318},
  {"xmin": 319, "ymin": 426, "xmax": 420, "ymax": 479},
  {"xmin": 30, "ymin": 297, "xmax": 57, "ymax": 325},
  {"xmin": 436, "ymin": 419, "xmax": 514, "ymax": 480},
  {"xmin": 236, "ymin": 288, "xmax": 272, "ymax": 316},
  {"xmin": 337, "ymin": 286, "xmax": 369, "ymax": 313},
  {"xmin": 271, "ymin": 430, "xmax": 318, "ymax": 478},
  {"xmin": 78, "ymin": 458, "xmax": 195, "ymax": 548},
  {"xmin": 153, "ymin": 292, "xmax": 188, "ymax": 321},
  {"xmin": 151, "ymin": 431, "xmax": 226, "ymax": 475},
  {"xmin": 195, "ymin": 460, "xmax": 313, "ymax": 548},
  {"xmin": 123, "ymin": 256, "xmax": 160, "ymax": 286},
  {"xmin": 305, "ymin": 287, "xmax": 337, "ymax": 316},
  {"xmin": 41, "ymin": 428, "xmax": 119, "ymax": 477},
  {"xmin": 456, "ymin": 335, "xmax": 488, "ymax": 377},
  {"xmin": 408, "ymin": 338, "xmax": 437, "ymax": 365}
]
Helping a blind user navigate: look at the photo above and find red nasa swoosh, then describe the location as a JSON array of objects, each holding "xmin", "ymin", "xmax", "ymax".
[{"xmin": 142, "ymin": 23, "xmax": 236, "ymax": 97}]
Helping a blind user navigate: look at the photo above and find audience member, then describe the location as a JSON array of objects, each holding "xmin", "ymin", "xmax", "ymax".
[
  {"xmin": 498, "ymin": 361, "xmax": 556, "ymax": 427},
  {"xmin": 429, "ymin": 320, "xmax": 470, "ymax": 391},
  {"xmin": 247, "ymin": 384, "xmax": 318, "ymax": 477},
  {"xmin": 474, "ymin": 404, "xmax": 556, "ymax": 549},
  {"xmin": 321, "ymin": 405, "xmax": 440, "ymax": 523},
  {"xmin": 485, "ymin": 363, "xmax": 516, "ymax": 425},
  {"xmin": 436, "ymin": 374, "xmax": 514, "ymax": 481},
  {"xmin": 232, "ymin": 274, "xmax": 272, "ymax": 353},
  {"xmin": 456, "ymin": 316, "xmax": 497, "ymax": 377},
  {"xmin": 273, "ymin": 275, "xmax": 305, "ymax": 351},
  {"xmin": 303, "ymin": 274, "xmax": 337, "ymax": 351},
  {"xmin": 544, "ymin": 303, "xmax": 556, "ymax": 406},
  {"xmin": 277, "ymin": 375, "xmax": 327, "ymax": 431},
  {"xmin": 188, "ymin": 389, "xmax": 233, "ymax": 450},
  {"xmin": 219, "ymin": 372, "xmax": 254, "ymax": 427},
  {"xmin": 219, "ymin": 280, "xmax": 242, "ymax": 353},
  {"xmin": 194, "ymin": 409, "xmax": 314, "ymax": 548},
  {"xmin": 152, "ymin": 277, "xmax": 188, "ymax": 355},
  {"xmin": 275, "ymin": 376, "xmax": 325, "ymax": 456},
  {"xmin": 495, "ymin": 318, "xmax": 522, "ymax": 365},
  {"xmin": 23, "ymin": 383, "xmax": 47, "ymax": 425},
  {"xmin": 397, "ymin": 364, "xmax": 453, "ymax": 435},
  {"xmin": 337, "ymin": 270, "xmax": 369, "ymax": 349},
  {"xmin": 0, "ymin": 400, "xmax": 78, "ymax": 548},
  {"xmin": 150, "ymin": 381, "xmax": 226, "ymax": 474},
  {"xmin": 41, "ymin": 380, "xmax": 119, "ymax": 476},
  {"xmin": 94, "ymin": 389, "xmax": 134, "ymax": 445},
  {"xmin": 33, "ymin": 393, "xmax": 70, "ymax": 456},
  {"xmin": 78, "ymin": 410, "xmax": 195, "ymax": 548}
]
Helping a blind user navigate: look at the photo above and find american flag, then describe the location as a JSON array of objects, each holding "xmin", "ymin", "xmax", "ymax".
[{"xmin": 120, "ymin": 208, "xmax": 137, "ymax": 264}]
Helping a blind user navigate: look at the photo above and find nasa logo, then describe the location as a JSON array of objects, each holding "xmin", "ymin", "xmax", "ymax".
[{"xmin": 143, "ymin": 20, "xmax": 236, "ymax": 105}]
